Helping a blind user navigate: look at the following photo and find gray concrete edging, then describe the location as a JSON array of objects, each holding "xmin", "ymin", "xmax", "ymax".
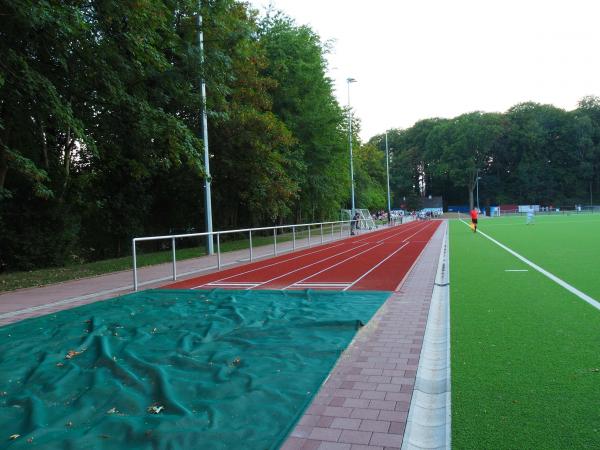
[{"xmin": 402, "ymin": 222, "xmax": 451, "ymax": 449}]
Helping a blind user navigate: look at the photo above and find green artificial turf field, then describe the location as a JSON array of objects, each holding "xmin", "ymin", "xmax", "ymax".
[
  {"xmin": 468, "ymin": 213, "xmax": 600, "ymax": 299},
  {"xmin": 450, "ymin": 216, "xmax": 600, "ymax": 449}
]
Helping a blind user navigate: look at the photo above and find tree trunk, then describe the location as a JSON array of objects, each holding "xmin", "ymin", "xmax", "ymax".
[{"xmin": 468, "ymin": 188, "xmax": 474, "ymax": 210}]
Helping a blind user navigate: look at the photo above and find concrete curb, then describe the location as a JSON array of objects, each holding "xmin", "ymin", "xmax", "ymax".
[{"xmin": 402, "ymin": 222, "xmax": 451, "ymax": 450}]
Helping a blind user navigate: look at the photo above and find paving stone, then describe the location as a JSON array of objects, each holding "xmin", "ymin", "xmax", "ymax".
[
  {"xmin": 339, "ymin": 430, "xmax": 373, "ymax": 445},
  {"xmin": 331, "ymin": 418, "xmax": 362, "ymax": 430}
]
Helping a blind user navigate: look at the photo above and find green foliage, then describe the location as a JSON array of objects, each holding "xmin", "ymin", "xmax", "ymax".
[
  {"xmin": 0, "ymin": 1, "xmax": 376, "ymax": 272},
  {"xmin": 376, "ymin": 101, "xmax": 600, "ymax": 210}
]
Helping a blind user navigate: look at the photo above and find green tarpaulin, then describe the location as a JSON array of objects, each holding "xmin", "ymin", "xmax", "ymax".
[{"xmin": 0, "ymin": 289, "xmax": 390, "ymax": 449}]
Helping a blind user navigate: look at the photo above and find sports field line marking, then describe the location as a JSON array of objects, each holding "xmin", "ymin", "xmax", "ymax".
[
  {"xmin": 343, "ymin": 242, "xmax": 410, "ymax": 291},
  {"xmin": 393, "ymin": 221, "xmax": 444, "ymax": 292},
  {"xmin": 247, "ymin": 223, "xmax": 425, "ymax": 290},
  {"xmin": 282, "ymin": 242, "xmax": 386, "ymax": 290},
  {"xmin": 342, "ymin": 220, "xmax": 436, "ymax": 292},
  {"xmin": 460, "ymin": 220, "xmax": 600, "ymax": 312},
  {"xmin": 505, "ymin": 269, "xmax": 528, "ymax": 272},
  {"xmin": 402, "ymin": 222, "xmax": 436, "ymax": 242},
  {"xmin": 189, "ymin": 221, "xmax": 422, "ymax": 289}
]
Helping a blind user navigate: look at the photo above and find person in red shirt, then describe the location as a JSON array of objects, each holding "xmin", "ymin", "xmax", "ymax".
[{"xmin": 470, "ymin": 208, "xmax": 478, "ymax": 233}]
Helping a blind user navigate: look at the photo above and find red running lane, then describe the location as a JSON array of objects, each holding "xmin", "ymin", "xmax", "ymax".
[
  {"xmin": 163, "ymin": 220, "xmax": 440, "ymax": 291},
  {"xmin": 165, "ymin": 221, "xmax": 422, "ymax": 289}
]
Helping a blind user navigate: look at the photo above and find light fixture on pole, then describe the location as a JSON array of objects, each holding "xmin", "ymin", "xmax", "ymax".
[
  {"xmin": 347, "ymin": 77, "xmax": 357, "ymax": 216},
  {"xmin": 198, "ymin": 1, "xmax": 213, "ymax": 254},
  {"xmin": 385, "ymin": 132, "xmax": 391, "ymax": 224}
]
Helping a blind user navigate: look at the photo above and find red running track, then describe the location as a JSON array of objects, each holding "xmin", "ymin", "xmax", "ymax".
[{"xmin": 164, "ymin": 220, "xmax": 441, "ymax": 291}]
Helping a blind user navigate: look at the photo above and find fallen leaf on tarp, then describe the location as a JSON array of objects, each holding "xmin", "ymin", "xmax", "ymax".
[
  {"xmin": 56, "ymin": 362, "xmax": 64, "ymax": 367},
  {"xmin": 107, "ymin": 407, "xmax": 117, "ymax": 414},
  {"xmin": 65, "ymin": 421, "xmax": 73, "ymax": 428},
  {"xmin": 65, "ymin": 348, "xmax": 86, "ymax": 359},
  {"xmin": 27, "ymin": 437, "xmax": 33, "ymax": 443},
  {"xmin": 147, "ymin": 405, "xmax": 164, "ymax": 414},
  {"xmin": 9, "ymin": 434, "xmax": 20, "ymax": 440}
]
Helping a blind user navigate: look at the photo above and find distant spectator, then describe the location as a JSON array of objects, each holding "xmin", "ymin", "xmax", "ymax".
[{"xmin": 351, "ymin": 212, "xmax": 360, "ymax": 235}]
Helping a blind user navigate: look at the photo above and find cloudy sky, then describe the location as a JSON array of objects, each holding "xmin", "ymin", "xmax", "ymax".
[{"xmin": 248, "ymin": 0, "xmax": 600, "ymax": 140}]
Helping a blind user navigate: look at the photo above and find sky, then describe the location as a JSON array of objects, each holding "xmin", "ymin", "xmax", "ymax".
[{"xmin": 248, "ymin": 0, "xmax": 600, "ymax": 141}]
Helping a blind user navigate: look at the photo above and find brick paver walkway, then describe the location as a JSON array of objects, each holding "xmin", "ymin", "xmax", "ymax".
[{"xmin": 282, "ymin": 221, "xmax": 446, "ymax": 450}]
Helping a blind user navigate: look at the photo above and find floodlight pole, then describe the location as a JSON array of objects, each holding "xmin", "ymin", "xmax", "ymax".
[
  {"xmin": 385, "ymin": 132, "xmax": 391, "ymax": 223},
  {"xmin": 476, "ymin": 169, "xmax": 481, "ymax": 212},
  {"xmin": 347, "ymin": 77, "xmax": 357, "ymax": 216},
  {"xmin": 198, "ymin": 1, "xmax": 213, "ymax": 254}
]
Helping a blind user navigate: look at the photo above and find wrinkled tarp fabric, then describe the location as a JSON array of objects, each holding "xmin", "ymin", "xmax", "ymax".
[{"xmin": 0, "ymin": 289, "xmax": 390, "ymax": 449}]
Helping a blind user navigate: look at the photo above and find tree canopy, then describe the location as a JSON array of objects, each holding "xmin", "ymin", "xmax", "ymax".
[
  {"xmin": 0, "ymin": 0, "xmax": 365, "ymax": 271},
  {"xmin": 373, "ymin": 99, "xmax": 600, "ymax": 211}
]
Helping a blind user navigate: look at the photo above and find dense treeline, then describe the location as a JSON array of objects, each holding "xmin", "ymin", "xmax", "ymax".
[
  {"xmin": 371, "ymin": 99, "xmax": 600, "ymax": 211},
  {"xmin": 0, "ymin": 1, "xmax": 385, "ymax": 271}
]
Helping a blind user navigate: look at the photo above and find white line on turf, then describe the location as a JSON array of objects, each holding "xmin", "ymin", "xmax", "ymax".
[
  {"xmin": 460, "ymin": 220, "xmax": 600, "ymax": 312},
  {"xmin": 505, "ymin": 269, "xmax": 528, "ymax": 272}
]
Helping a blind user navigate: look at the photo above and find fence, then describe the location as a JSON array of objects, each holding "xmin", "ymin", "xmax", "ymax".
[{"xmin": 132, "ymin": 219, "xmax": 399, "ymax": 291}]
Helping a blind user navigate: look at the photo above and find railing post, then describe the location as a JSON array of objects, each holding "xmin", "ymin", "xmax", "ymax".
[
  {"xmin": 320, "ymin": 224, "xmax": 323, "ymax": 244},
  {"xmin": 217, "ymin": 233, "xmax": 221, "ymax": 270},
  {"xmin": 249, "ymin": 230, "xmax": 253, "ymax": 261},
  {"xmin": 172, "ymin": 237, "xmax": 177, "ymax": 281},
  {"xmin": 132, "ymin": 239, "xmax": 138, "ymax": 291},
  {"xmin": 292, "ymin": 226, "xmax": 296, "ymax": 250},
  {"xmin": 331, "ymin": 223, "xmax": 334, "ymax": 241},
  {"xmin": 308, "ymin": 226, "xmax": 311, "ymax": 247},
  {"xmin": 340, "ymin": 222, "xmax": 343, "ymax": 239},
  {"xmin": 274, "ymin": 228, "xmax": 278, "ymax": 256}
]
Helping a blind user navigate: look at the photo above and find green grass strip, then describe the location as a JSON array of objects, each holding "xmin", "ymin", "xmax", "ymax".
[{"xmin": 450, "ymin": 219, "xmax": 600, "ymax": 449}]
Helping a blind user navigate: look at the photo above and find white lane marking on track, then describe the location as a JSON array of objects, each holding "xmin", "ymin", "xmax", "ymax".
[
  {"xmin": 249, "ymin": 223, "xmax": 424, "ymax": 290},
  {"xmin": 283, "ymin": 221, "xmax": 434, "ymax": 291},
  {"xmin": 247, "ymin": 242, "xmax": 372, "ymax": 289},
  {"xmin": 344, "ymin": 220, "xmax": 437, "ymax": 292},
  {"xmin": 460, "ymin": 220, "xmax": 600, "ymax": 311},
  {"xmin": 190, "ymin": 221, "xmax": 422, "ymax": 289},
  {"xmin": 282, "ymin": 243, "xmax": 385, "ymax": 290},
  {"xmin": 343, "ymin": 242, "xmax": 410, "ymax": 291}
]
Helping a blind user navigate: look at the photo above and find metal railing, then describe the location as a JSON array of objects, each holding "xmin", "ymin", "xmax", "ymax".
[{"xmin": 132, "ymin": 218, "xmax": 389, "ymax": 291}]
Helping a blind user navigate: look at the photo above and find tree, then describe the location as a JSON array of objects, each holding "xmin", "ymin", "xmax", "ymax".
[{"xmin": 426, "ymin": 112, "xmax": 504, "ymax": 209}]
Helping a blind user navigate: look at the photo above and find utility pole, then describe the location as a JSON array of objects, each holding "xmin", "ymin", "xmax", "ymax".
[
  {"xmin": 198, "ymin": 1, "xmax": 213, "ymax": 254},
  {"xmin": 385, "ymin": 132, "xmax": 391, "ymax": 224}
]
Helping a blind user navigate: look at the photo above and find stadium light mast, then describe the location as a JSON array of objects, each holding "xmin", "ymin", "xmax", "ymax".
[
  {"xmin": 198, "ymin": 1, "xmax": 213, "ymax": 254},
  {"xmin": 476, "ymin": 169, "xmax": 481, "ymax": 212},
  {"xmin": 385, "ymin": 132, "xmax": 391, "ymax": 224},
  {"xmin": 347, "ymin": 77, "xmax": 357, "ymax": 216}
]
